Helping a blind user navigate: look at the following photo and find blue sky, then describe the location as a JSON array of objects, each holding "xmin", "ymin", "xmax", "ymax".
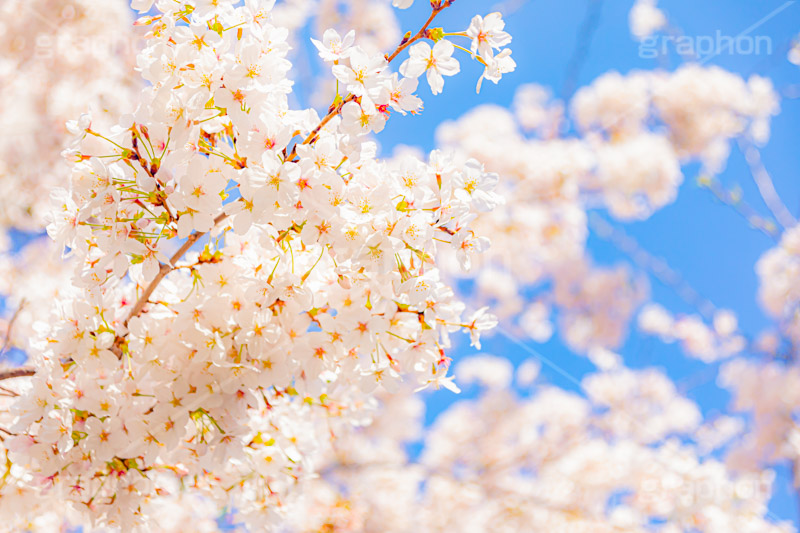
[{"xmin": 365, "ymin": 0, "xmax": 800, "ymax": 525}]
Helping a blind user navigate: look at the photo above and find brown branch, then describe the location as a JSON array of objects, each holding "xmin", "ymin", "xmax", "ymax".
[
  {"xmin": 122, "ymin": 212, "xmax": 229, "ymax": 328},
  {"xmin": 385, "ymin": 4, "xmax": 445, "ymax": 63},
  {"xmin": 295, "ymin": 94, "xmax": 357, "ymax": 152},
  {"xmin": 0, "ymin": 367, "xmax": 35, "ymax": 381},
  {"xmin": 110, "ymin": 212, "xmax": 230, "ymax": 358},
  {"xmin": 285, "ymin": 2, "xmax": 449, "ymax": 162},
  {"xmin": 1, "ymin": 213, "xmax": 231, "ymax": 374}
]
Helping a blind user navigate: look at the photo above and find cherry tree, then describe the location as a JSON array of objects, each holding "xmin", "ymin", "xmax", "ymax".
[
  {"xmin": 0, "ymin": 0, "xmax": 512, "ymax": 530},
  {"xmin": 1, "ymin": 0, "xmax": 799, "ymax": 531}
]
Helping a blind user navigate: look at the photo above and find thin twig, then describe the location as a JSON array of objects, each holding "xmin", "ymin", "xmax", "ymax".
[
  {"xmin": 109, "ymin": 212, "xmax": 231, "ymax": 358},
  {"xmin": 697, "ymin": 174, "xmax": 780, "ymax": 239},
  {"xmin": 560, "ymin": 0, "xmax": 604, "ymax": 100},
  {"xmin": 738, "ymin": 137, "xmax": 796, "ymax": 230},
  {"xmin": 386, "ymin": 6, "xmax": 445, "ymax": 63},
  {"xmin": 0, "ymin": 384, "xmax": 19, "ymax": 397},
  {"xmin": 285, "ymin": 3, "xmax": 448, "ymax": 162}
]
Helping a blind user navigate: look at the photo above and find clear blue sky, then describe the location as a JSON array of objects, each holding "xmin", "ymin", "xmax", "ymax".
[{"xmin": 369, "ymin": 0, "xmax": 800, "ymax": 525}]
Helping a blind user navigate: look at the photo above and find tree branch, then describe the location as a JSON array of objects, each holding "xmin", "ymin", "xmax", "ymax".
[
  {"xmin": 0, "ymin": 367, "xmax": 35, "ymax": 381},
  {"xmin": 738, "ymin": 138, "xmax": 796, "ymax": 230},
  {"xmin": 110, "ymin": 212, "xmax": 230, "ymax": 358},
  {"xmin": 385, "ymin": 4, "xmax": 446, "ymax": 63},
  {"xmin": 286, "ymin": 2, "xmax": 449, "ymax": 161},
  {"xmin": 123, "ymin": 212, "xmax": 229, "ymax": 328},
  {"xmin": 0, "ymin": 214, "xmax": 231, "ymax": 375}
]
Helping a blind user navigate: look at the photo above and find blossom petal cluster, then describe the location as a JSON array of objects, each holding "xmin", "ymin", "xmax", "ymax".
[
  {"xmin": 629, "ymin": 0, "xmax": 667, "ymax": 40},
  {"xmin": 6, "ymin": 0, "xmax": 504, "ymax": 529}
]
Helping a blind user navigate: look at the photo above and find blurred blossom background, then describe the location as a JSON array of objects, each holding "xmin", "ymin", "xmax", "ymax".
[{"xmin": 375, "ymin": 0, "xmax": 800, "ymax": 524}]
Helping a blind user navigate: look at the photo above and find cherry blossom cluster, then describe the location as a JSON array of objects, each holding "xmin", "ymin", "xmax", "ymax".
[
  {"xmin": 0, "ymin": 237, "xmax": 78, "ymax": 360},
  {"xmin": 629, "ymin": 0, "xmax": 667, "ymax": 40},
  {"xmin": 719, "ymin": 358, "xmax": 800, "ymax": 476},
  {"xmin": 314, "ymin": 8, "xmax": 514, "ymax": 102},
  {"xmin": 621, "ymin": 1, "xmax": 800, "ymax": 513},
  {"xmin": 3, "ymin": 0, "xmax": 512, "ymax": 529},
  {"xmin": 0, "ymin": 0, "xmax": 139, "ymax": 235},
  {"xmin": 572, "ymin": 66, "xmax": 778, "ymax": 176},
  {"xmin": 756, "ymin": 223, "xmax": 800, "ymax": 345},
  {"xmin": 639, "ymin": 304, "xmax": 746, "ymax": 363},
  {"xmin": 713, "ymin": 223, "xmax": 800, "ymax": 481},
  {"xmin": 0, "ymin": 377, "xmax": 221, "ymax": 532},
  {"xmin": 696, "ymin": 22, "xmax": 800, "ymax": 503}
]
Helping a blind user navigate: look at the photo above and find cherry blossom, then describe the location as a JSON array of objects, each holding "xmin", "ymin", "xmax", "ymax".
[
  {"xmin": 311, "ymin": 28, "xmax": 356, "ymax": 62},
  {"xmin": 466, "ymin": 12, "xmax": 512, "ymax": 60},
  {"xmin": 400, "ymin": 40, "xmax": 461, "ymax": 95}
]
